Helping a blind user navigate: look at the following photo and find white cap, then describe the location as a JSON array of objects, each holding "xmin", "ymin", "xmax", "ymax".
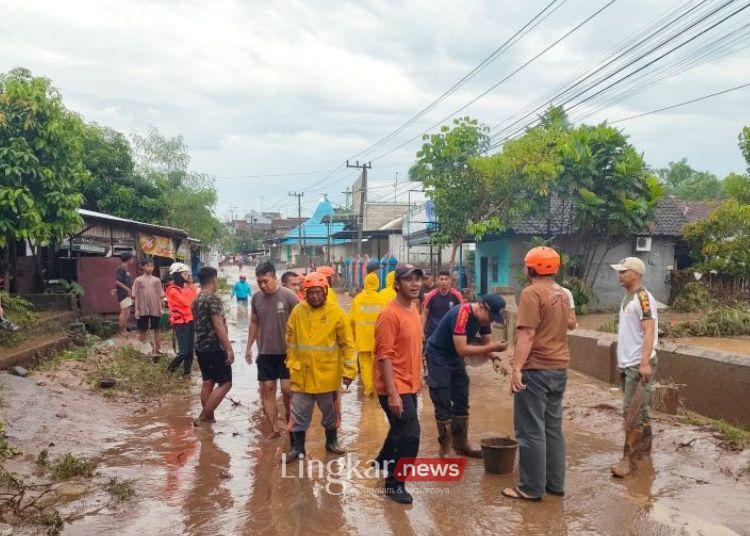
[
  {"xmin": 169, "ymin": 262, "xmax": 191, "ymax": 275},
  {"xmin": 610, "ymin": 257, "xmax": 646, "ymax": 275}
]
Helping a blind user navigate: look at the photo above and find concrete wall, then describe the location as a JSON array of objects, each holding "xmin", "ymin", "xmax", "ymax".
[{"xmin": 567, "ymin": 330, "xmax": 750, "ymax": 427}]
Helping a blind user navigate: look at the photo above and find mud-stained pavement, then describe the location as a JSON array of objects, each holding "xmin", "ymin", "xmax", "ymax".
[{"xmin": 4, "ymin": 265, "xmax": 750, "ymax": 535}]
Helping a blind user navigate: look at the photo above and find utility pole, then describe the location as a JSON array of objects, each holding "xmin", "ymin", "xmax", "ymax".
[
  {"xmin": 346, "ymin": 160, "xmax": 372, "ymax": 258},
  {"xmin": 342, "ymin": 187, "xmax": 352, "ymax": 209},
  {"xmin": 288, "ymin": 192, "xmax": 304, "ymax": 263}
]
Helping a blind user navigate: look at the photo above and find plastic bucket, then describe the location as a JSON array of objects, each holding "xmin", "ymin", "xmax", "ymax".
[{"xmin": 480, "ymin": 436, "xmax": 518, "ymax": 474}]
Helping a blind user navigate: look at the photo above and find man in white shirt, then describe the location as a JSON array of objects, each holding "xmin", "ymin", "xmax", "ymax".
[{"xmin": 609, "ymin": 257, "xmax": 658, "ymax": 478}]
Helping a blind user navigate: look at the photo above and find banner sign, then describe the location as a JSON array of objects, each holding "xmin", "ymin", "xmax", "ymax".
[{"xmin": 138, "ymin": 233, "xmax": 175, "ymax": 258}]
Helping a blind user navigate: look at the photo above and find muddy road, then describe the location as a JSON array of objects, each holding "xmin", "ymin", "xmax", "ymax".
[{"xmin": 6, "ymin": 265, "xmax": 749, "ymax": 535}]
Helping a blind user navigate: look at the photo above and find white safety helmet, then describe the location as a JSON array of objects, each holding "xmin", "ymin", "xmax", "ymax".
[{"xmin": 169, "ymin": 262, "xmax": 191, "ymax": 275}]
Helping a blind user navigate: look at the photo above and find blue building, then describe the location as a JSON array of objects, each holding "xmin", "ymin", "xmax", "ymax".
[{"xmin": 280, "ymin": 196, "xmax": 347, "ymax": 265}]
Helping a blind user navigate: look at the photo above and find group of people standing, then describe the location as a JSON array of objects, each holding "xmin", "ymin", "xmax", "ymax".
[{"xmin": 113, "ymin": 245, "xmax": 659, "ymax": 506}]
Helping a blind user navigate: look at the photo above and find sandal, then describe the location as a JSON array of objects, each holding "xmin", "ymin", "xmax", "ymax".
[{"xmin": 502, "ymin": 486, "xmax": 542, "ymax": 502}]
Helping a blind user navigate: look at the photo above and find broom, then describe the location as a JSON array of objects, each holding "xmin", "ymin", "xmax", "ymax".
[{"xmin": 624, "ymin": 379, "xmax": 645, "ymax": 431}]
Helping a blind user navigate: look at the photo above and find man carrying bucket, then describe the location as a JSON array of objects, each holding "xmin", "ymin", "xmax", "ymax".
[{"xmin": 503, "ymin": 246, "xmax": 570, "ymax": 502}]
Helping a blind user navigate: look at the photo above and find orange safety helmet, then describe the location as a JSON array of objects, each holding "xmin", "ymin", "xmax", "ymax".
[
  {"xmin": 317, "ymin": 266, "xmax": 336, "ymax": 278},
  {"xmin": 301, "ymin": 272, "xmax": 330, "ymax": 291},
  {"xmin": 524, "ymin": 246, "xmax": 561, "ymax": 276}
]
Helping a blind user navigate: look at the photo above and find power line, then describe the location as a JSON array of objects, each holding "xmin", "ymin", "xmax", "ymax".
[
  {"xmin": 346, "ymin": 0, "xmax": 568, "ymax": 162},
  {"xmin": 608, "ymin": 80, "xmax": 750, "ymax": 123},
  {"xmin": 489, "ymin": 0, "xmax": 713, "ymax": 140},
  {"xmin": 215, "ymin": 170, "xmax": 330, "ymax": 180},
  {"xmin": 369, "ymin": 0, "xmax": 619, "ymax": 164},
  {"xmin": 489, "ymin": 0, "xmax": 750, "ymax": 147}
]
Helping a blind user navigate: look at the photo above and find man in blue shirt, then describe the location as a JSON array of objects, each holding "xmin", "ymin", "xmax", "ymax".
[
  {"xmin": 231, "ymin": 275, "xmax": 252, "ymax": 307},
  {"xmin": 425, "ymin": 294, "xmax": 507, "ymax": 457}
]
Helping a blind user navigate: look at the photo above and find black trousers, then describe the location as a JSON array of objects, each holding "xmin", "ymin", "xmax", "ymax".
[
  {"xmin": 377, "ymin": 394, "xmax": 420, "ymax": 486},
  {"xmin": 168, "ymin": 322, "xmax": 194, "ymax": 374}
]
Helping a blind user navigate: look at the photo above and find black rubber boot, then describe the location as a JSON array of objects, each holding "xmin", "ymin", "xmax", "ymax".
[
  {"xmin": 325, "ymin": 428, "xmax": 345, "ymax": 454},
  {"xmin": 285, "ymin": 431, "xmax": 306, "ymax": 463},
  {"xmin": 385, "ymin": 479, "xmax": 414, "ymax": 504},
  {"xmin": 451, "ymin": 415, "xmax": 482, "ymax": 458}
]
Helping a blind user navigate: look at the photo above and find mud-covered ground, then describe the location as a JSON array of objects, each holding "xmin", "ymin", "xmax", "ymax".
[{"xmin": 2, "ymin": 265, "xmax": 749, "ymax": 535}]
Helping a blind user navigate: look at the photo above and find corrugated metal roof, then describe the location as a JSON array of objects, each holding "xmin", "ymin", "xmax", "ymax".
[{"xmin": 78, "ymin": 209, "xmax": 189, "ymax": 238}]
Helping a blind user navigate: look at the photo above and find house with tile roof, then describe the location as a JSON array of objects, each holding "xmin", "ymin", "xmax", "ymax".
[{"xmin": 472, "ymin": 196, "xmax": 697, "ymax": 309}]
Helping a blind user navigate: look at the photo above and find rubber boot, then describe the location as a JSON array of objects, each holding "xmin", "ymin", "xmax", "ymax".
[
  {"xmin": 610, "ymin": 426, "xmax": 642, "ymax": 477},
  {"xmin": 638, "ymin": 423, "xmax": 653, "ymax": 459},
  {"xmin": 385, "ymin": 479, "xmax": 413, "ymax": 504},
  {"xmin": 451, "ymin": 415, "xmax": 482, "ymax": 458},
  {"xmin": 285, "ymin": 431, "xmax": 306, "ymax": 463},
  {"xmin": 325, "ymin": 428, "xmax": 345, "ymax": 454},
  {"xmin": 436, "ymin": 419, "xmax": 453, "ymax": 457}
]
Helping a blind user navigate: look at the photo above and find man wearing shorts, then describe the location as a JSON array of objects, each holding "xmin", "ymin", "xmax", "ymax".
[
  {"xmin": 192, "ymin": 267, "xmax": 234, "ymax": 425},
  {"xmin": 246, "ymin": 261, "xmax": 299, "ymax": 437},
  {"xmin": 133, "ymin": 258, "xmax": 165, "ymax": 354},
  {"xmin": 115, "ymin": 252, "xmax": 134, "ymax": 335}
]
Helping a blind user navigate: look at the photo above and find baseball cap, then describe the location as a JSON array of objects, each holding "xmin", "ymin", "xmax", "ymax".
[
  {"xmin": 480, "ymin": 293, "xmax": 506, "ymax": 324},
  {"xmin": 610, "ymin": 257, "xmax": 646, "ymax": 275},
  {"xmin": 394, "ymin": 263, "xmax": 424, "ymax": 280}
]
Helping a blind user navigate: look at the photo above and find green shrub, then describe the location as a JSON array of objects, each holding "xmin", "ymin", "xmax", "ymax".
[
  {"xmin": 671, "ymin": 281, "xmax": 714, "ymax": 313},
  {"xmin": 598, "ymin": 314, "xmax": 618, "ymax": 333},
  {"xmin": 49, "ymin": 453, "xmax": 97, "ymax": 480},
  {"xmin": 0, "ymin": 291, "xmax": 39, "ymax": 347},
  {"xmin": 561, "ymin": 277, "xmax": 595, "ymax": 314},
  {"xmin": 89, "ymin": 345, "xmax": 188, "ymax": 399},
  {"xmin": 36, "ymin": 347, "xmax": 89, "ymax": 372},
  {"xmin": 81, "ymin": 315, "xmax": 118, "ymax": 339},
  {"xmin": 664, "ymin": 305, "xmax": 750, "ymax": 337}
]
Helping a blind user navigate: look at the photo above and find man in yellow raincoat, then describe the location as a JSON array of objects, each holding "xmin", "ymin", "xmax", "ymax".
[
  {"xmin": 285, "ymin": 272, "xmax": 357, "ymax": 462},
  {"xmin": 349, "ymin": 272, "xmax": 383, "ymax": 396},
  {"xmin": 377, "ymin": 270, "xmax": 396, "ymax": 305}
]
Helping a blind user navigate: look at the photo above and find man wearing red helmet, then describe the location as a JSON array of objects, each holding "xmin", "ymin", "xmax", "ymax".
[
  {"xmin": 503, "ymin": 246, "xmax": 571, "ymax": 502},
  {"xmin": 284, "ymin": 271, "xmax": 356, "ymax": 462}
]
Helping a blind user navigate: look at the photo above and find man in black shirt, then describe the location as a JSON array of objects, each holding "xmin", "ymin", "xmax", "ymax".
[
  {"xmin": 115, "ymin": 252, "xmax": 134, "ymax": 335},
  {"xmin": 422, "ymin": 270, "xmax": 464, "ymax": 340},
  {"xmin": 425, "ymin": 295, "xmax": 507, "ymax": 457}
]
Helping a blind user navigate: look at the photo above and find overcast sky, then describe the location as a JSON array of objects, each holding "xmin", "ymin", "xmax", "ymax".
[{"xmin": 2, "ymin": 0, "xmax": 749, "ymax": 219}]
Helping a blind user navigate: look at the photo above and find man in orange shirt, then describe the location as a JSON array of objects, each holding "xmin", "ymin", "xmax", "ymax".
[
  {"xmin": 373, "ymin": 263, "xmax": 424, "ymax": 504},
  {"xmin": 503, "ymin": 247, "xmax": 571, "ymax": 502}
]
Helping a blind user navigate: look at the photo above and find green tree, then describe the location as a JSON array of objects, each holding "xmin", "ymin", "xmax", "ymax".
[
  {"xmin": 0, "ymin": 68, "xmax": 88, "ymax": 290},
  {"xmin": 723, "ymin": 172, "xmax": 750, "ymax": 204},
  {"xmin": 683, "ymin": 200, "xmax": 750, "ymax": 278},
  {"xmin": 81, "ymin": 123, "xmax": 168, "ymax": 223},
  {"xmin": 409, "ymin": 116, "xmax": 557, "ymax": 269},
  {"xmin": 131, "ymin": 127, "xmax": 223, "ymax": 244},
  {"xmin": 739, "ymin": 126, "xmax": 750, "ymax": 171},
  {"xmin": 551, "ymin": 116, "xmax": 662, "ymax": 286},
  {"xmin": 409, "ymin": 117, "xmax": 491, "ymax": 268},
  {"xmin": 656, "ymin": 158, "xmax": 694, "ymax": 189},
  {"xmin": 656, "ymin": 158, "xmax": 723, "ymax": 201},
  {"xmin": 227, "ymin": 228, "xmax": 263, "ymax": 255},
  {"xmin": 673, "ymin": 170, "xmax": 723, "ymax": 201}
]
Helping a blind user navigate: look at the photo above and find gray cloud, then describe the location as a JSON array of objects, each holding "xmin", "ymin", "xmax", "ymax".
[{"xmin": 1, "ymin": 0, "xmax": 748, "ymax": 218}]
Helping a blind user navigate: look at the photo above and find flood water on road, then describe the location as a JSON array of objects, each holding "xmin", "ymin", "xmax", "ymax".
[{"xmin": 66, "ymin": 267, "xmax": 750, "ymax": 536}]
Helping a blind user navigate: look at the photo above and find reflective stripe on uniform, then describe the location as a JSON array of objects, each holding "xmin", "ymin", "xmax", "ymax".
[{"xmin": 287, "ymin": 343, "xmax": 338, "ymax": 353}]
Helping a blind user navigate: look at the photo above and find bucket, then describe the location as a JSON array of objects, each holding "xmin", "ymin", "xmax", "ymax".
[{"xmin": 480, "ymin": 436, "xmax": 518, "ymax": 474}]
